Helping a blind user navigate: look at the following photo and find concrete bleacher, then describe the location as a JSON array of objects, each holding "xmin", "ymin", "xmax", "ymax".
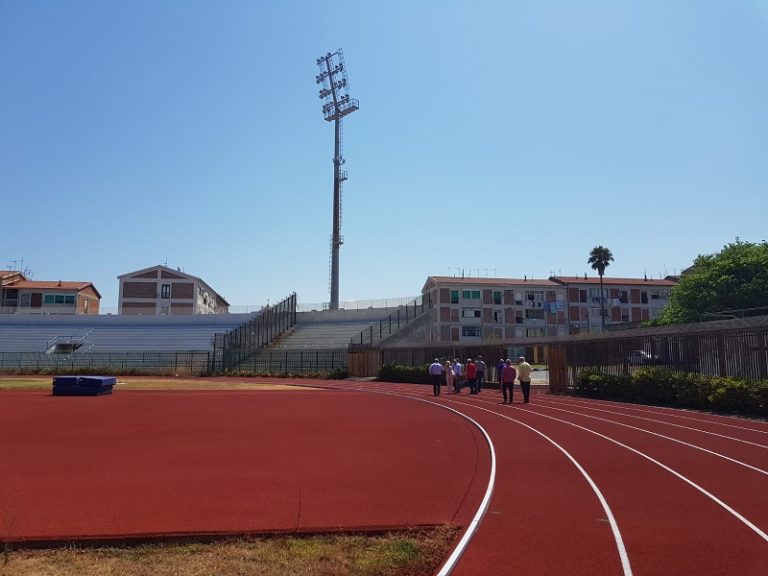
[
  {"xmin": 269, "ymin": 308, "xmax": 398, "ymax": 349},
  {"xmin": 0, "ymin": 313, "xmax": 256, "ymax": 353}
]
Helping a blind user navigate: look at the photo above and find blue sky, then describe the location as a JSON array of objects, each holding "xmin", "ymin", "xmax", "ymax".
[{"xmin": 2, "ymin": 0, "xmax": 767, "ymax": 311}]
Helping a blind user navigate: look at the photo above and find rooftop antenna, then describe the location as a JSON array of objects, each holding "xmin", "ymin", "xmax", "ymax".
[{"xmin": 315, "ymin": 49, "xmax": 359, "ymax": 311}]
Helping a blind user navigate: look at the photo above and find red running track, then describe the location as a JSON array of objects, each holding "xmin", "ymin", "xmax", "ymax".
[
  {"xmin": 324, "ymin": 380, "xmax": 768, "ymax": 576},
  {"xmin": 0, "ymin": 389, "xmax": 488, "ymax": 543},
  {"xmin": 3, "ymin": 381, "xmax": 768, "ymax": 576}
]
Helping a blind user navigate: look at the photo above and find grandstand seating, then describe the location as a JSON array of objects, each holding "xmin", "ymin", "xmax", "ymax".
[
  {"xmin": 269, "ymin": 308, "xmax": 398, "ymax": 349},
  {"xmin": 236, "ymin": 308, "xmax": 398, "ymax": 373},
  {"xmin": 0, "ymin": 313, "xmax": 255, "ymax": 353}
]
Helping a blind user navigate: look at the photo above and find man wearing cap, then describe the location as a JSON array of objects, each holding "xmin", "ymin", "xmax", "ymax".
[
  {"xmin": 429, "ymin": 358, "xmax": 444, "ymax": 397},
  {"xmin": 517, "ymin": 356, "xmax": 533, "ymax": 403}
]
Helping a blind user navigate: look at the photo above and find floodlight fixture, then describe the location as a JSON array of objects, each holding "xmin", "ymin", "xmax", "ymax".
[{"xmin": 314, "ymin": 49, "xmax": 359, "ymax": 311}]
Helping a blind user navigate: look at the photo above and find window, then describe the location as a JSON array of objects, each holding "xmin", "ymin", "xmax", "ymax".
[
  {"xmin": 161, "ymin": 305, "xmax": 170, "ymax": 315},
  {"xmin": 641, "ymin": 291, "xmax": 648, "ymax": 304},
  {"xmin": 44, "ymin": 294, "xmax": 75, "ymax": 305},
  {"xmin": 493, "ymin": 310, "xmax": 502, "ymax": 323},
  {"xmin": 619, "ymin": 290, "xmax": 628, "ymax": 304},
  {"xmin": 450, "ymin": 290, "xmax": 459, "ymax": 304},
  {"xmin": 527, "ymin": 291, "xmax": 544, "ymax": 302},
  {"xmin": 461, "ymin": 309, "xmax": 481, "ymax": 318},
  {"xmin": 525, "ymin": 309, "xmax": 545, "ymax": 320},
  {"xmin": 621, "ymin": 313, "xmax": 630, "ymax": 322},
  {"xmin": 493, "ymin": 291, "xmax": 502, "ymax": 304},
  {"xmin": 514, "ymin": 291, "xmax": 523, "ymax": 305},
  {"xmin": 526, "ymin": 327, "xmax": 545, "ymax": 338},
  {"xmin": 462, "ymin": 290, "xmax": 471, "ymax": 299},
  {"xmin": 579, "ymin": 290, "xmax": 587, "ymax": 303},
  {"xmin": 161, "ymin": 284, "xmax": 171, "ymax": 299},
  {"xmin": 461, "ymin": 326, "xmax": 481, "ymax": 337},
  {"xmin": 650, "ymin": 290, "xmax": 660, "ymax": 300}
]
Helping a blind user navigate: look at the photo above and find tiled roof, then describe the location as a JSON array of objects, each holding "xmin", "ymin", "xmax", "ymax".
[
  {"xmin": 425, "ymin": 276, "xmax": 560, "ymax": 288},
  {"xmin": 7, "ymin": 281, "xmax": 102, "ymax": 298},
  {"xmin": 550, "ymin": 276, "xmax": 678, "ymax": 287}
]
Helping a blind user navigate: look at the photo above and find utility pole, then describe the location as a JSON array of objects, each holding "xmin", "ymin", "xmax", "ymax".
[{"xmin": 315, "ymin": 49, "xmax": 359, "ymax": 310}]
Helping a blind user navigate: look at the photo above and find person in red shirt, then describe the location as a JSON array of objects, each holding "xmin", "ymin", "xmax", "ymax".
[{"xmin": 465, "ymin": 358, "xmax": 478, "ymax": 394}]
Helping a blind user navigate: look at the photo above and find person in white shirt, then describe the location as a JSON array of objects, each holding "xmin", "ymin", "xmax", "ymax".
[
  {"xmin": 517, "ymin": 356, "xmax": 534, "ymax": 403},
  {"xmin": 429, "ymin": 359, "xmax": 444, "ymax": 397}
]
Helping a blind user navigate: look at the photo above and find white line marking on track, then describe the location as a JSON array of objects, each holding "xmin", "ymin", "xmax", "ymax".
[
  {"xmin": 440, "ymin": 397, "xmax": 634, "ymax": 576},
  {"xmin": 544, "ymin": 396, "xmax": 768, "ymax": 435},
  {"xmin": 498, "ymin": 402, "xmax": 768, "ymax": 544},
  {"xmin": 532, "ymin": 401, "xmax": 768, "ymax": 476},
  {"xmin": 338, "ymin": 385, "xmax": 498, "ymax": 576},
  {"xmin": 536, "ymin": 398, "xmax": 768, "ymax": 449}
]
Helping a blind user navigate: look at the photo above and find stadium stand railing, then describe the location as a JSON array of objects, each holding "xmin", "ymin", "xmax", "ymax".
[
  {"xmin": 349, "ymin": 294, "xmax": 434, "ymax": 348},
  {"xmin": 211, "ymin": 293, "xmax": 297, "ymax": 372}
]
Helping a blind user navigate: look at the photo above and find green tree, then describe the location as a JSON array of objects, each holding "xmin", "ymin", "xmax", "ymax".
[
  {"xmin": 587, "ymin": 246, "xmax": 614, "ymax": 330},
  {"xmin": 659, "ymin": 240, "xmax": 768, "ymax": 324}
]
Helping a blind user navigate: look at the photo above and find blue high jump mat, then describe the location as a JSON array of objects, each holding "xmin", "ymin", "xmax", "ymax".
[{"xmin": 52, "ymin": 376, "xmax": 116, "ymax": 396}]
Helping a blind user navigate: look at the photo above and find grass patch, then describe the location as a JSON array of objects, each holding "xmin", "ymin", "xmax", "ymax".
[{"xmin": 1, "ymin": 527, "xmax": 459, "ymax": 576}]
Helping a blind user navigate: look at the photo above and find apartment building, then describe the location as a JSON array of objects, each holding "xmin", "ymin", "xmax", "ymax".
[
  {"xmin": 550, "ymin": 276, "xmax": 677, "ymax": 333},
  {"xmin": 118, "ymin": 265, "xmax": 229, "ymax": 315},
  {"xmin": 421, "ymin": 275, "xmax": 677, "ymax": 342},
  {"xmin": 422, "ymin": 276, "xmax": 569, "ymax": 343},
  {"xmin": 0, "ymin": 271, "xmax": 101, "ymax": 315}
]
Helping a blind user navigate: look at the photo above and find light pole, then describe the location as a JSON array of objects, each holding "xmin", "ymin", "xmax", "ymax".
[{"xmin": 315, "ymin": 49, "xmax": 359, "ymax": 311}]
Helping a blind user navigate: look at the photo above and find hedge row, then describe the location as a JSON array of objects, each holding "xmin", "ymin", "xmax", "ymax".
[
  {"xmin": 378, "ymin": 363, "xmax": 432, "ymax": 384},
  {"xmin": 574, "ymin": 367, "xmax": 768, "ymax": 418}
]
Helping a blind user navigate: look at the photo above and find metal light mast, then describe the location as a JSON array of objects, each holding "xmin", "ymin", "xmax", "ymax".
[{"xmin": 315, "ymin": 49, "xmax": 359, "ymax": 311}]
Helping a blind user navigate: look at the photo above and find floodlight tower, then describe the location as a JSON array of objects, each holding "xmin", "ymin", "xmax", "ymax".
[{"xmin": 315, "ymin": 49, "xmax": 359, "ymax": 311}]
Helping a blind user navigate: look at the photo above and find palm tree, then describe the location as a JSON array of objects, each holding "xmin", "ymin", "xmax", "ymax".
[{"xmin": 588, "ymin": 246, "xmax": 614, "ymax": 330}]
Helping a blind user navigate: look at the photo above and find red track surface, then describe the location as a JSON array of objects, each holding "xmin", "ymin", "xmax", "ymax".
[
  {"xmin": 0, "ymin": 389, "xmax": 487, "ymax": 542},
  {"xmin": 3, "ymin": 380, "xmax": 768, "ymax": 576}
]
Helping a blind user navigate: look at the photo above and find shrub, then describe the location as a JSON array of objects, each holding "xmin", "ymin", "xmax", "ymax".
[
  {"xmin": 706, "ymin": 376, "xmax": 754, "ymax": 415},
  {"xmin": 573, "ymin": 368, "xmax": 767, "ymax": 418},
  {"xmin": 378, "ymin": 363, "xmax": 431, "ymax": 384}
]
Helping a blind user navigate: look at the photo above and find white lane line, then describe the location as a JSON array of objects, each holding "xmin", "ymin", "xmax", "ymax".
[
  {"xmin": 441, "ymin": 398, "xmax": 634, "ymax": 576},
  {"xmin": 494, "ymin": 402, "xmax": 768, "ymax": 544},
  {"xmin": 530, "ymin": 401, "xmax": 768, "ymax": 476},
  {"xmin": 535, "ymin": 398, "xmax": 768, "ymax": 450},
  {"xmin": 544, "ymin": 395, "xmax": 768, "ymax": 435},
  {"xmin": 339, "ymin": 385, "xmax": 497, "ymax": 576}
]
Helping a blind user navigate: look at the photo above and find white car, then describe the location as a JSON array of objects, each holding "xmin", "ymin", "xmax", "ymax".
[{"xmin": 626, "ymin": 350, "xmax": 660, "ymax": 365}]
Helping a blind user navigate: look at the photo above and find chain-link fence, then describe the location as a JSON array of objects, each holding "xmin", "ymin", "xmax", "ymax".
[{"xmin": 0, "ymin": 351, "xmax": 211, "ymax": 375}]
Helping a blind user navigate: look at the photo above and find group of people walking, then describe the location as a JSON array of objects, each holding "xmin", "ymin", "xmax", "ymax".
[{"xmin": 428, "ymin": 355, "xmax": 533, "ymax": 404}]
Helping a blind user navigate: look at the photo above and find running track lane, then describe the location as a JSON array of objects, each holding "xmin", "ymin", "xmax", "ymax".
[
  {"xmin": 329, "ymin": 381, "xmax": 768, "ymax": 576},
  {"xmin": 0, "ymin": 390, "xmax": 490, "ymax": 543}
]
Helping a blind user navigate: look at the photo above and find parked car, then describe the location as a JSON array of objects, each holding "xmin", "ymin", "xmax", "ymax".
[{"xmin": 626, "ymin": 350, "xmax": 660, "ymax": 365}]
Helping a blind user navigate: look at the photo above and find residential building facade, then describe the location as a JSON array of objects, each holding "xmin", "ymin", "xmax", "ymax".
[
  {"xmin": 550, "ymin": 276, "xmax": 676, "ymax": 334},
  {"xmin": 422, "ymin": 275, "xmax": 677, "ymax": 341},
  {"xmin": 118, "ymin": 265, "xmax": 229, "ymax": 315},
  {"xmin": 422, "ymin": 277, "xmax": 570, "ymax": 343},
  {"xmin": 0, "ymin": 272, "xmax": 101, "ymax": 315}
]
